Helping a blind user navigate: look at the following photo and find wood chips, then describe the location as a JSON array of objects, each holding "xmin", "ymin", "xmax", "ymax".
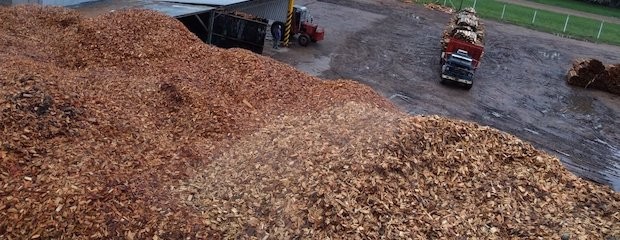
[
  {"xmin": 441, "ymin": 8, "xmax": 485, "ymax": 51},
  {"xmin": 181, "ymin": 103, "xmax": 619, "ymax": 239},
  {"xmin": 567, "ymin": 58, "xmax": 620, "ymax": 95},
  {"xmin": 0, "ymin": 5, "xmax": 619, "ymax": 239}
]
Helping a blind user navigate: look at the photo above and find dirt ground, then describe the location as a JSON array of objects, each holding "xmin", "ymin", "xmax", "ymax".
[{"xmin": 263, "ymin": 0, "xmax": 620, "ymax": 191}]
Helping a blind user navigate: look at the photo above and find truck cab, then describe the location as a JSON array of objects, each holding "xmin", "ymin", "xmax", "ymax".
[{"xmin": 441, "ymin": 49, "xmax": 475, "ymax": 89}]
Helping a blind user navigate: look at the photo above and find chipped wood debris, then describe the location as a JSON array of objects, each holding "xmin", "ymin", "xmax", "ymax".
[
  {"xmin": 0, "ymin": 5, "xmax": 619, "ymax": 240},
  {"xmin": 181, "ymin": 103, "xmax": 620, "ymax": 239}
]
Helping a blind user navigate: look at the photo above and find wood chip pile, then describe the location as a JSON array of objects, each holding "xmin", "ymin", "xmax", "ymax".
[
  {"xmin": 567, "ymin": 58, "xmax": 620, "ymax": 95},
  {"xmin": 424, "ymin": 3, "xmax": 454, "ymax": 14},
  {"xmin": 1, "ymin": 5, "xmax": 618, "ymax": 239},
  {"xmin": 181, "ymin": 103, "xmax": 620, "ymax": 238},
  {"xmin": 441, "ymin": 8, "xmax": 485, "ymax": 51},
  {"xmin": 0, "ymin": 6, "xmax": 391, "ymax": 239}
]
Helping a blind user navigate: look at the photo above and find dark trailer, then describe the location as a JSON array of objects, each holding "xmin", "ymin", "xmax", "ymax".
[{"xmin": 176, "ymin": 9, "xmax": 268, "ymax": 54}]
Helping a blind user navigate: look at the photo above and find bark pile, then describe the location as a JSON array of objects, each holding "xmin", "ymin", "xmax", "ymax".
[
  {"xmin": 567, "ymin": 58, "xmax": 620, "ymax": 95},
  {"xmin": 1, "ymin": 5, "xmax": 618, "ymax": 239}
]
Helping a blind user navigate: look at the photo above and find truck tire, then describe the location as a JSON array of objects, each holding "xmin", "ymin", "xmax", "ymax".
[
  {"xmin": 298, "ymin": 34, "xmax": 310, "ymax": 47},
  {"xmin": 463, "ymin": 83, "xmax": 473, "ymax": 90},
  {"xmin": 271, "ymin": 21, "xmax": 285, "ymax": 41}
]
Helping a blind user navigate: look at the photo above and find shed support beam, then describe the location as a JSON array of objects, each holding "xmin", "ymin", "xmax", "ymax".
[{"xmin": 284, "ymin": 0, "xmax": 294, "ymax": 46}]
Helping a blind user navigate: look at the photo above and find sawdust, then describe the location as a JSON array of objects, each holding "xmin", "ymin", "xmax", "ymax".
[
  {"xmin": 0, "ymin": 6, "xmax": 391, "ymax": 239},
  {"xmin": 0, "ymin": 5, "xmax": 618, "ymax": 239},
  {"xmin": 567, "ymin": 58, "xmax": 620, "ymax": 95}
]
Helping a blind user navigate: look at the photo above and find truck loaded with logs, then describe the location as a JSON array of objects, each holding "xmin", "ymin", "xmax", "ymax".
[{"xmin": 440, "ymin": 8, "xmax": 485, "ymax": 90}]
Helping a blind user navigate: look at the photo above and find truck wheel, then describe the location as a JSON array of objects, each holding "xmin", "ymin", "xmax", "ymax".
[
  {"xmin": 271, "ymin": 21, "xmax": 285, "ymax": 41},
  {"xmin": 298, "ymin": 34, "xmax": 310, "ymax": 47},
  {"xmin": 463, "ymin": 83, "xmax": 473, "ymax": 90}
]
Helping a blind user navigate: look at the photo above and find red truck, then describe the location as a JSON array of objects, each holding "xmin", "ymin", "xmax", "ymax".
[
  {"xmin": 440, "ymin": 37, "xmax": 484, "ymax": 90},
  {"xmin": 440, "ymin": 8, "xmax": 484, "ymax": 90}
]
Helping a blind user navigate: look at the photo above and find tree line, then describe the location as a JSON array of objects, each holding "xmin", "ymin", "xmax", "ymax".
[{"xmin": 581, "ymin": 0, "xmax": 620, "ymax": 8}]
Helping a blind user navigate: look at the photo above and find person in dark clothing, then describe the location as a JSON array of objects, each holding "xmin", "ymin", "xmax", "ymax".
[{"xmin": 273, "ymin": 25, "xmax": 282, "ymax": 49}]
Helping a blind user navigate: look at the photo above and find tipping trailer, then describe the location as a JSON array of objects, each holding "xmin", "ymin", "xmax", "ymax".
[
  {"xmin": 439, "ymin": 8, "xmax": 484, "ymax": 90},
  {"xmin": 178, "ymin": 10, "xmax": 268, "ymax": 54}
]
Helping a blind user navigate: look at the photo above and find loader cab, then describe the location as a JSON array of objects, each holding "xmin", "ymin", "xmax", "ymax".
[
  {"xmin": 294, "ymin": 5, "xmax": 310, "ymax": 27},
  {"xmin": 293, "ymin": 5, "xmax": 315, "ymax": 33}
]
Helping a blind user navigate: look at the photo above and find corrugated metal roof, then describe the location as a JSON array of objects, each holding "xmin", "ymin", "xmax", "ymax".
[
  {"xmin": 228, "ymin": 0, "xmax": 287, "ymax": 22},
  {"xmin": 74, "ymin": 0, "xmax": 286, "ymax": 19},
  {"xmin": 72, "ymin": 0, "xmax": 215, "ymax": 17},
  {"xmin": 160, "ymin": 0, "xmax": 289, "ymax": 21},
  {"xmin": 142, "ymin": 1, "xmax": 214, "ymax": 17},
  {"xmin": 162, "ymin": 0, "xmax": 249, "ymax": 7}
]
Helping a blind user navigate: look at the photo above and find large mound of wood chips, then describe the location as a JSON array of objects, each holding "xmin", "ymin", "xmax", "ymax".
[
  {"xmin": 183, "ymin": 103, "xmax": 619, "ymax": 239},
  {"xmin": 0, "ymin": 5, "xmax": 618, "ymax": 239}
]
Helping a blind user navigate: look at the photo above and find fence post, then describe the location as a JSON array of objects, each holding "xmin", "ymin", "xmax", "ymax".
[
  {"xmin": 563, "ymin": 15, "xmax": 570, "ymax": 32},
  {"xmin": 501, "ymin": 4, "xmax": 506, "ymax": 19},
  {"xmin": 473, "ymin": 0, "xmax": 477, "ymax": 9},
  {"xmin": 532, "ymin": 10, "xmax": 537, "ymax": 24},
  {"xmin": 597, "ymin": 21, "xmax": 604, "ymax": 39},
  {"xmin": 444, "ymin": 0, "xmax": 447, "ymax": 6}
]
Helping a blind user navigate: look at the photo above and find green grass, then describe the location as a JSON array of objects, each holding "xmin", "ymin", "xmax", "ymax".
[
  {"xmin": 527, "ymin": 0, "xmax": 620, "ymax": 18},
  {"xmin": 417, "ymin": 0, "xmax": 620, "ymax": 46}
]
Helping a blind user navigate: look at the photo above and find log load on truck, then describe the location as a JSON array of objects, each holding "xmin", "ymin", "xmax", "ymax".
[{"xmin": 440, "ymin": 8, "xmax": 485, "ymax": 90}]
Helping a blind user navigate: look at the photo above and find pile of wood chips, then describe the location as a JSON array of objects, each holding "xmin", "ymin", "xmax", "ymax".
[
  {"xmin": 182, "ymin": 103, "xmax": 620, "ymax": 239},
  {"xmin": 0, "ymin": 5, "xmax": 618, "ymax": 239},
  {"xmin": 567, "ymin": 58, "xmax": 620, "ymax": 95},
  {"xmin": 424, "ymin": 3, "xmax": 454, "ymax": 14}
]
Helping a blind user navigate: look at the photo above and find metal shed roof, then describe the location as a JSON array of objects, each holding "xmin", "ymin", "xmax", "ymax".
[
  {"xmin": 72, "ymin": 0, "xmax": 216, "ymax": 17},
  {"xmin": 74, "ymin": 0, "xmax": 286, "ymax": 21},
  {"xmin": 162, "ymin": 0, "xmax": 289, "ymax": 22},
  {"xmin": 142, "ymin": 1, "xmax": 214, "ymax": 17},
  {"xmin": 162, "ymin": 0, "xmax": 249, "ymax": 6}
]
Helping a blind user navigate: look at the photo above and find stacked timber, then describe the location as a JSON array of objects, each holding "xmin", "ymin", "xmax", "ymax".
[
  {"xmin": 454, "ymin": 29, "xmax": 478, "ymax": 43},
  {"xmin": 441, "ymin": 7, "xmax": 484, "ymax": 50},
  {"xmin": 456, "ymin": 11, "xmax": 479, "ymax": 29},
  {"xmin": 567, "ymin": 58, "xmax": 620, "ymax": 95}
]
